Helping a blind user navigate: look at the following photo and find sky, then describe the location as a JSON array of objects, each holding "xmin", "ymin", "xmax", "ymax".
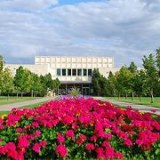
[{"xmin": 0, "ymin": 0, "xmax": 160, "ymax": 67}]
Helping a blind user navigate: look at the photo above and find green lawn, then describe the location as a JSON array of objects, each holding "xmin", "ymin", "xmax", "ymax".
[
  {"xmin": 0, "ymin": 102, "xmax": 44, "ymax": 115},
  {"xmin": 107, "ymin": 97, "xmax": 160, "ymax": 108},
  {"xmin": 0, "ymin": 96, "xmax": 40, "ymax": 105}
]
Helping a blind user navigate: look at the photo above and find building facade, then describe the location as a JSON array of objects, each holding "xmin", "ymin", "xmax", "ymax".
[{"xmin": 5, "ymin": 56, "xmax": 119, "ymax": 95}]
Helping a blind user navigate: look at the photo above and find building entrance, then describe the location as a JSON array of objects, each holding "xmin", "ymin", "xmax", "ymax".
[
  {"xmin": 59, "ymin": 83, "xmax": 91, "ymax": 95},
  {"xmin": 82, "ymin": 87, "xmax": 90, "ymax": 95}
]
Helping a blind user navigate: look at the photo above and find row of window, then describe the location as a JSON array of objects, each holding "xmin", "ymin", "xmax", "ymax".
[{"xmin": 57, "ymin": 68, "xmax": 92, "ymax": 76}]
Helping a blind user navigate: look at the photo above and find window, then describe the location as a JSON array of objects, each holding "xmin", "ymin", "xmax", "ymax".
[
  {"xmin": 83, "ymin": 69, "xmax": 87, "ymax": 76},
  {"xmin": 78, "ymin": 69, "xmax": 82, "ymax": 76},
  {"xmin": 57, "ymin": 68, "xmax": 61, "ymax": 76},
  {"xmin": 88, "ymin": 69, "xmax": 92, "ymax": 76},
  {"xmin": 62, "ymin": 69, "xmax": 66, "ymax": 76},
  {"xmin": 72, "ymin": 69, "xmax": 77, "ymax": 76},
  {"xmin": 67, "ymin": 69, "xmax": 71, "ymax": 76}
]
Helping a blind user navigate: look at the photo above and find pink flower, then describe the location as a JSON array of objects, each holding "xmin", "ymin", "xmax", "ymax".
[
  {"xmin": 57, "ymin": 133, "xmax": 65, "ymax": 143},
  {"xmin": 18, "ymin": 135, "xmax": 30, "ymax": 149},
  {"xmin": 76, "ymin": 134, "xmax": 87, "ymax": 145},
  {"xmin": 16, "ymin": 128, "xmax": 23, "ymax": 133},
  {"xmin": 31, "ymin": 122, "xmax": 39, "ymax": 128},
  {"xmin": 40, "ymin": 140, "xmax": 47, "ymax": 147},
  {"xmin": 35, "ymin": 130, "xmax": 41, "ymax": 137},
  {"xmin": 85, "ymin": 143, "xmax": 95, "ymax": 151},
  {"xmin": 150, "ymin": 109, "xmax": 157, "ymax": 113},
  {"xmin": 96, "ymin": 147, "xmax": 105, "ymax": 159},
  {"xmin": 66, "ymin": 130, "xmax": 75, "ymax": 139},
  {"xmin": 0, "ymin": 118, "xmax": 4, "ymax": 129},
  {"xmin": 124, "ymin": 139, "xmax": 133, "ymax": 147},
  {"xmin": 33, "ymin": 143, "xmax": 41, "ymax": 153},
  {"xmin": 55, "ymin": 144, "xmax": 68, "ymax": 158},
  {"xmin": 90, "ymin": 135, "xmax": 97, "ymax": 142}
]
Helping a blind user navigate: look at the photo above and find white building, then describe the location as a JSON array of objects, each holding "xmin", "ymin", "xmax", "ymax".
[{"xmin": 5, "ymin": 56, "xmax": 119, "ymax": 95}]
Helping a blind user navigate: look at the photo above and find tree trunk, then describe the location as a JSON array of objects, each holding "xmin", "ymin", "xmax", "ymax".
[
  {"xmin": 125, "ymin": 92, "xmax": 128, "ymax": 99},
  {"xmin": 131, "ymin": 92, "xmax": 134, "ymax": 101},
  {"xmin": 21, "ymin": 92, "xmax": 23, "ymax": 97},
  {"xmin": 31, "ymin": 90, "xmax": 33, "ymax": 97},
  {"xmin": 118, "ymin": 92, "xmax": 120, "ymax": 100},
  {"xmin": 16, "ymin": 92, "xmax": 18, "ymax": 100},
  {"xmin": 150, "ymin": 89, "xmax": 154, "ymax": 103},
  {"xmin": 7, "ymin": 93, "xmax": 9, "ymax": 101}
]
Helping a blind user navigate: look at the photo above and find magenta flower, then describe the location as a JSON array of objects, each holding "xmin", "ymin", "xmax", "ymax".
[
  {"xmin": 57, "ymin": 133, "xmax": 65, "ymax": 143},
  {"xmin": 85, "ymin": 143, "xmax": 95, "ymax": 151},
  {"xmin": 33, "ymin": 143, "xmax": 41, "ymax": 153},
  {"xmin": 18, "ymin": 135, "xmax": 30, "ymax": 149},
  {"xmin": 66, "ymin": 130, "xmax": 75, "ymax": 139},
  {"xmin": 55, "ymin": 144, "xmax": 68, "ymax": 158}
]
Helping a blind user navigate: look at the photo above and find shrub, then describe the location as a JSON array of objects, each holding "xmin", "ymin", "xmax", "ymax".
[
  {"xmin": 0, "ymin": 97, "xmax": 160, "ymax": 159},
  {"xmin": 69, "ymin": 87, "xmax": 80, "ymax": 97}
]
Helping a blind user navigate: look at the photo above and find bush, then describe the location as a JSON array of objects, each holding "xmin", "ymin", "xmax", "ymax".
[
  {"xmin": 69, "ymin": 87, "xmax": 80, "ymax": 97},
  {"xmin": 0, "ymin": 97, "xmax": 160, "ymax": 159}
]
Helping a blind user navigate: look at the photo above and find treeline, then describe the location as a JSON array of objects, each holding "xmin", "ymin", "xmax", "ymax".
[
  {"xmin": 0, "ymin": 55, "xmax": 60, "ymax": 97},
  {"xmin": 92, "ymin": 48, "xmax": 160, "ymax": 102}
]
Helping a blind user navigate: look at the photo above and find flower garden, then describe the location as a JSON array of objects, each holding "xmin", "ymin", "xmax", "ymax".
[{"xmin": 0, "ymin": 97, "xmax": 160, "ymax": 160}]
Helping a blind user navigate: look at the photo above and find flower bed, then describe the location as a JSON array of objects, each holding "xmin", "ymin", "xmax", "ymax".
[{"xmin": 0, "ymin": 97, "xmax": 160, "ymax": 160}]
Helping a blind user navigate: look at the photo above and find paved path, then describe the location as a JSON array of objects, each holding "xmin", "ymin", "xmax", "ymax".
[
  {"xmin": 0, "ymin": 97, "xmax": 56, "ymax": 111},
  {"xmin": 94, "ymin": 97, "xmax": 160, "ymax": 115}
]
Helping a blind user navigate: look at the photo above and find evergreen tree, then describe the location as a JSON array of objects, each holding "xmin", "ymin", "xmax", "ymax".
[
  {"xmin": 128, "ymin": 61, "xmax": 137, "ymax": 73},
  {"xmin": 142, "ymin": 54, "xmax": 158, "ymax": 103}
]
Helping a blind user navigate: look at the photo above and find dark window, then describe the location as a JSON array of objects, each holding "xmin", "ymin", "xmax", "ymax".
[
  {"xmin": 67, "ymin": 69, "xmax": 71, "ymax": 76},
  {"xmin": 88, "ymin": 69, "xmax": 92, "ymax": 76},
  {"xmin": 83, "ymin": 69, "xmax": 87, "ymax": 76},
  {"xmin": 72, "ymin": 69, "xmax": 77, "ymax": 76},
  {"xmin": 62, "ymin": 69, "xmax": 66, "ymax": 76},
  {"xmin": 78, "ymin": 69, "xmax": 82, "ymax": 76},
  {"xmin": 57, "ymin": 68, "xmax": 61, "ymax": 76}
]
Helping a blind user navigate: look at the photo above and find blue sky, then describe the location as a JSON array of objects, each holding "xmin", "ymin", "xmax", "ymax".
[{"xmin": 0, "ymin": 0, "xmax": 160, "ymax": 67}]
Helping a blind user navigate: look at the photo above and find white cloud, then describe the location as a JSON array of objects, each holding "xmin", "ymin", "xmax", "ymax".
[
  {"xmin": 0, "ymin": 0, "xmax": 59, "ymax": 10},
  {"xmin": 0, "ymin": 0, "xmax": 160, "ymax": 66}
]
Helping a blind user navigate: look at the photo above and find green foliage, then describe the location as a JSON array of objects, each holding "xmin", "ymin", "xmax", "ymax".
[
  {"xmin": 92, "ymin": 69, "xmax": 108, "ymax": 96},
  {"xmin": 0, "ymin": 55, "xmax": 4, "ymax": 73},
  {"xmin": 92, "ymin": 48, "xmax": 160, "ymax": 99},
  {"xmin": 70, "ymin": 87, "xmax": 80, "ymax": 97},
  {"xmin": 143, "ymin": 54, "xmax": 158, "ymax": 102},
  {"xmin": 14, "ymin": 66, "xmax": 32, "ymax": 95},
  {"xmin": 0, "ymin": 68, "xmax": 14, "ymax": 95},
  {"xmin": 128, "ymin": 61, "xmax": 137, "ymax": 73}
]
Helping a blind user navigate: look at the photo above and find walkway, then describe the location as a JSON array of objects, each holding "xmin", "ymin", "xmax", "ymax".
[
  {"xmin": 94, "ymin": 97, "xmax": 160, "ymax": 115},
  {"xmin": 0, "ymin": 97, "xmax": 56, "ymax": 111}
]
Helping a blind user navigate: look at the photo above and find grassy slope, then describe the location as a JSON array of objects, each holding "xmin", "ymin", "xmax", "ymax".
[
  {"xmin": 107, "ymin": 97, "xmax": 160, "ymax": 108},
  {"xmin": 0, "ymin": 96, "xmax": 40, "ymax": 105},
  {"xmin": 0, "ymin": 102, "xmax": 44, "ymax": 115}
]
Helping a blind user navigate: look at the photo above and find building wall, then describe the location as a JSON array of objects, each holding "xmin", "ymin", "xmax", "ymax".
[
  {"xmin": 5, "ymin": 56, "xmax": 119, "ymax": 83},
  {"xmin": 5, "ymin": 64, "xmax": 50, "ymax": 76},
  {"xmin": 34, "ymin": 56, "xmax": 118, "ymax": 82},
  {"xmin": 35, "ymin": 56, "xmax": 114, "ymax": 69}
]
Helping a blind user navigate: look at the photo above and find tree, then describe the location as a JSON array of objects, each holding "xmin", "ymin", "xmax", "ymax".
[
  {"xmin": 92, "ymin": 69, "xmax": 101, "ymax": 96},
  {"xmin": 115, "ymin": 66, "xmax": 133, "ymax": 98},
  {"xmin": 132, "ymin": 70, "xmax": 145, "ymax": 100},
  {"xmin": 142, "ymin": 54, "xmax": 158, "ymax": 103},
  {"xmin": 156, "ymin": 48, "xmax": 160, "ymax": 77},
  {"xmin": 107, "ymin": 71, "xmax": 116, "ymax": 97},
  {"xmin": 14, "ymin": 66, "xmax": 32, "ymax": 96},
  {"xmin": 0, "ymin": 55, "xmax": 4, "ymax": 73},
  {"xmin": 30, "ymin": 73, "xmax": 43, "ymax": 97},
  {"xmin": 128, "ymin": 61, "xmax": 137, "ymax": 73},
  {"xmin": 1, "ymin": 68, "xmax": 14, "ymax": 97},
  {"xmin": 53, "ymin": 78, "xmax": 61, "ymax": 94}
]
